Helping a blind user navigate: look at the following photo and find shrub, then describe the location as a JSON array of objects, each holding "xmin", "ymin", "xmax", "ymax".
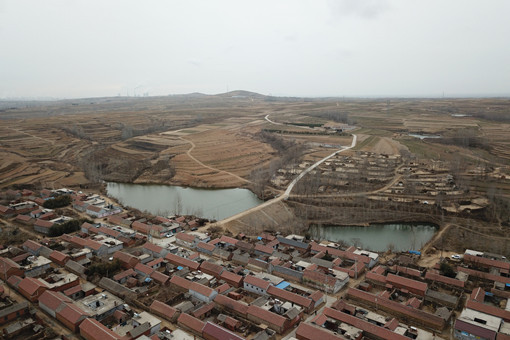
[{"xmin": 43, "ymin": 195, "xmax": 71, "ymax": 209}]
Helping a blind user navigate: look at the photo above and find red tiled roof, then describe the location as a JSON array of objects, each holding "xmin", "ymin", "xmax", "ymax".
[
  {"xmin": 113, "ymin": 269, "xmax": 136, "ymax": 281},
  {"xmin": 35, "ymin": 218, "xmax": 54, "ymax": 229},
  {"xmin": 97, "ymin": 226, "xmax": 120, "ymax": 238},
  {"xmin": 208, "ymin": 238, "xmax": 220, "ymax": 245},
  {"xmin": 346, "ymin": 288, "xmax": 445, "ymax": 329},
  {"xmin": 458, "ymin": 266, "xmax": 510, "ymax": 285},
  {"xmin": 303, "ymin": 268, "xmax": 338, "ymax": 287},
  {"xmin": 244, "ymin": 275, "xmax": 271, "ymax": 290},
  {"xmin": 143, "ymin": 242, "xmax": 164, "ymax": 254},
  {"xmin": 323, "ymin": 307, "xmax": 409, "ymax": 340},
  {"xmin": 247, "ymin": 305, "xmax": 287, "ymax": 328},
  {"xmin": 150, "ymin": 300, "xmax": 178, "ymax": 319},
  {"xmin": 220, "ymin": 270, "xmax": 243, "ymax": 286},
  {"xmin": 16, "ymin": 214, "xmax": 32, "ymax": 222},
  {"xmin": 396, "ymin": 265, "xmax": 422, "ymax": 278},
  {"xmin": 214, "ymin": 294, "xmax": 249, "ymax": 316},
  {"xmin": 64, "ymin": 284, "xmax": 83, "ymax": 296},
  {"xmin": 86, "ymin": 205, "xmax": 103, "ymax": 213},
  {"xmin": 19, "ymin": 277, "xmax": 48, "ymax": 296},
  {"xmin": 190, "ymin": 281, "xmax": 215, "ymax": 297},
  {"xmin": 177, "ymin": 313, "xmax": 205, "ymax": 334},
  {"xmin": 202, "ymin": 321, "xmax": 245, "ymax": 340},
  {"xmin": 165, "ymin": 253, "xmax": 200, "ymax": 270},
  {"xmin": 58, "ymin": 303, "xmax": 89, "ymax": 324},
  {"xmin": 150, "ymin": 271, "xmax": 169, "ymax": 284},
  {"xmin": 310, "ymin": 242, "xmax": 371, "ymax": 264},
  {"xmin": 197, "ymin": 242, "xmax": 216, "ymax": 252},
  {"xmin": 267, "ymin": 285, "xmax": 313, "ymax": 310},
  {"xmin": 49, "ymin": 250, "xmax": 69, "ymax": 263},
  {"xmin": 176, "ymin": 232, "xmax": 196, "ymax": 243},
  {"xmin": 216, "ymin": 283, "xmax": 230, "ymax": 294},
  {"xmin": 254, "ymin": 243, "xmax": 274, "ymax": 255},
  {"xmin": 39, "ymin": 290, "xmax": 71, "ymax": 312},
  {"xmin": 200, "ymin": 261, "xmax": 224, "ymax": 276},
  {"xmin": 193, "ymin": 302, "xmax": 215, "ymax": 318},
  {"xmin": 386, "ymin": 273, "xmax": 428, "ymax": 295},
  {"xmin": 134, "ymin": 263, "xmax": 154, "ymax": 276},
  {"xmin": 425, "ymin": 270, "xmax": 465, "ymax": 288},
  {"xmin": 80, "ymin": 318, "xmax": 121, "ymax": 340},
  {"xmin": 309, "ymin": 290, "xmax": 324, "ymax": 303},
  {"xmin": 170, "ymin": 275, "xmax": 191, "ymax": 290},
  {"xmin": 219, "ymin": 235, "xmax": 239, "ymax": 245},
  {"xmin": 464, "ymin": 254, "xmax": 510, "ymax": 271},
  {"xmin": 23, "ymin": 240, "xmax": 43, "ymax": 252},
  {"xmin": 296, "ymin": 322, "xmax": 346, "ymax": 340},
  {"xmin": 147, "ymin": 257, "xmax": 165, "ymax": 267},
  {"xmin": 113, "ymin": 251, "xmax": 139, "ymax": 268}
]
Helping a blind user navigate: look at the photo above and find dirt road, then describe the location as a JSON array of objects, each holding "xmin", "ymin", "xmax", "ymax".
[
  {"xmin": 213, "ymin": 134, "xmax": 357, "ymax": 228},
  {"xmin": 179, "ymin": 136, "xmax": 252, "ymax": 185}
]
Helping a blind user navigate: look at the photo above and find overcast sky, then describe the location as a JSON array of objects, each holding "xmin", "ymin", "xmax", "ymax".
[{"xmin": 1, "ymin": 0, "xmax": 509, "ymax": 98}]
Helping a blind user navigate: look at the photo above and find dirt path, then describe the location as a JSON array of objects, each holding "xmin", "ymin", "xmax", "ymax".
[
  {"xmin": 6, "ymin": 127, "xmax": 57, "ymax": 145},
  {"xmin": 178, "ymin": 136, "xmax": 252, "ymax": 185}
]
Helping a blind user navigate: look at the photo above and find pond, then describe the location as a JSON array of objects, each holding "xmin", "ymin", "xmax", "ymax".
[
  {"xmin": 308, "ymin": 223, "xmax": 438, "ymax": 252},
  {"xmin": 106, "ymin": 182, "xmax": 263, "ymax": 220},
  {"xmin": 408, "ymin": 133, "xmax": 442, "ymax": 140}
]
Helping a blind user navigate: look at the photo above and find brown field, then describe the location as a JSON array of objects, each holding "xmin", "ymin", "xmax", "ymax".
[{"xmin": 1, "ymin": 93, "xmax": 510, "ymax": 254}]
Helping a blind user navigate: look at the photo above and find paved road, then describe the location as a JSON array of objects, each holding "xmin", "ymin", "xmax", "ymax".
[{"xmin": 214, "ymin": 134, "xmax": 357, "ymax": 227}]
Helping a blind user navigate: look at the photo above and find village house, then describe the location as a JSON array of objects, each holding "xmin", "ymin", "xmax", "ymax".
[
  {"xmin": 142, "ymin": 242, "xmax": 169, "ymax": 258},
  {"xmin": 76, "ymin": 291, "xmax": 125, "ymax": 321},
  {"xmin": 243, "ymin": 275, "xmax": 272, "ymax": 295},
  {"xmin": 0, "ymin": 302, "xmax": 30, "ymax": 326},
  {"xmin": 0, "ymin": 205, "xmax": 15, "ymax": 217},
  {"xmin": 150, "ymin": 270, "xmax": 169, "ymax": 285},
  {"xmin": 150, "ymin": 300, "xmax": 180, "ymax": 323},
  {"xmin": 22, "ymin": 240, "xmax": 44, "ymax": 256},
  {"xmin": 12, "ymin": 276, "xmax": 49, "ymax": 302},
  {"xmin": 22, "ymin": 255, "xmax": 52, "ymax": 277},
  {"xmin": 15, "ymin": 214, "xmax": 32, "ymax": 225},
  {"xmin": 196, "ymin": 241, "xmax": 216, "ymax": 255},
  {"xmin": 39, "ymin": 290, "xmax": 89, "ymax": 332},
  {"xmin": 80, "ymin": 317, "xmax": 122, "ymax": 340},
  {"xmin": 34, "ymin": 218, "xmax": 54, "ymax": 234},
  {"xmin": 177, "ymin": 313, "xmax": 205, "ymax": 336},
  {"xmin": 113, "ymin": 251, "xmax": 140, "ymax": 269}
]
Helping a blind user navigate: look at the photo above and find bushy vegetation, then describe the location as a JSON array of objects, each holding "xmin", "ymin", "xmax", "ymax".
[
  {"xmin": 308, "ymin": 110, "xmax": 356, "ymax": 125},
  {"xmin": 85, "ymin": 259, "xmax": 121, "ymax": 278},
  {"xmin": 43, "ymin": 195, "xmax": 72, "ymax": 209},
  {"xmin": 439, "ymin": 261, "xmax": 456, "ymax": 278},
  {"xmin": 48, "ymin": 218, "xmax": 91, "ymax": 237}
]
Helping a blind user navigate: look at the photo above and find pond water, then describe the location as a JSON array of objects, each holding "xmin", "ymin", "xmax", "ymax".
[
  {"xmin": 308, "ymin": 223, "xmax": 437, "ymax": 252},
  {"xmin": 409, "ymin": 133, "xmax": 442, "ymax": 140},
  {"xmin": 106, "ymin": 182, "xmax": 263, "ymax": 220}
]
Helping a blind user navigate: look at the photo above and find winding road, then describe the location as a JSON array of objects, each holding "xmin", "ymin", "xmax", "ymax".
[{"xmin": 214, "ymin": 134, "xmax": 357, "ymax": 226}]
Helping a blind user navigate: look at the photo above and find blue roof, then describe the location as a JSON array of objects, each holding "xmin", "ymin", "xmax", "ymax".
[
  {"xmin": 275, "ymin": 281, "xmax": 290, "ymax": 290},
  {"xmin": 177, "ymin": 266, "xmax": 183, "ymax": 270},
  {"xmin": 257, "ymin": 236, "xmax": 262, "ymax": 240}
]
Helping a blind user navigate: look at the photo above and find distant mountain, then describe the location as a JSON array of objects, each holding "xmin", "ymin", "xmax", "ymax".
[
  {"xmin": 167, "ymin": 92, "xmax": 210, "ymax": 98},
  {"xmin": 215, "ymin": 90, "xmax": 267, "ymax": 99}
]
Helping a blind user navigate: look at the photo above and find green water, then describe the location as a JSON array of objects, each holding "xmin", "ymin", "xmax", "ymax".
[
  {"xmin": 106, "ymin": 182, "xmax": 263, "ymax": 220},
  {"xmin": 309, "ymin": 223, "xmax": 437, "ymax": 252}
]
